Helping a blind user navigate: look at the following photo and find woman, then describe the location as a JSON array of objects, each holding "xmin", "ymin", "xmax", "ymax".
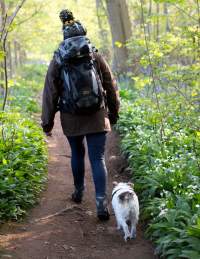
[{"xmin": 41, "ymin": 9, "xmax": 120, "ymax": 221}]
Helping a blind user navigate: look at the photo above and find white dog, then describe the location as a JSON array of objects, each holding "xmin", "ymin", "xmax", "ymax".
[{"xmin": 112, "ymin": 182, "xmax": 139, "ymax": 241}]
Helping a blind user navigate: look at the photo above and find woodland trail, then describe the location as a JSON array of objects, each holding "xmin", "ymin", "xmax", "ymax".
[{"xmin": 0, "ymin": 113, "xmax": 156, "ymax": 259}]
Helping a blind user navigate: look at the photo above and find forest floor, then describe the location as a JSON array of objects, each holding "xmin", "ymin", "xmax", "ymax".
[{"xmin": 0, "ymin": 113, "xmax": 157, "ymax": 259}]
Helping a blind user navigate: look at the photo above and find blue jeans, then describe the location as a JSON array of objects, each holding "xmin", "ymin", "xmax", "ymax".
[{"xmin": 67, "ymin": 132, "xmax": 107, "ymax": 199}]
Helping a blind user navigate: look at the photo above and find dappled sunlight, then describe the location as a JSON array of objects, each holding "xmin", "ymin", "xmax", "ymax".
[
  {"xmin": 48, "ymin": 154, "xmax": 59, "ymax": 163},
  {"xmin": 0, "ymin": 231, "xmax": 33, "ymax": 248},
  {"xmin": 2, "ymin": 229, "xmax": 63, "ymax": 250},
  {"xmin": 48, "ymin": 140, "xmax": 64, "ymax": 149}
]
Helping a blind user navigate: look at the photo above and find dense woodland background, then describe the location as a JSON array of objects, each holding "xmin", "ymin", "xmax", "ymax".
[{"xmin": 0, "ymin": 1, "xmax": 200, "ymax": 258}]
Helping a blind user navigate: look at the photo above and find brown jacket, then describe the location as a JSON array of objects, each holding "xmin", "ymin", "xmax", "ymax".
[{"xmin": 41, "ymin": 52, "xmax": 120, "ymax": 136}]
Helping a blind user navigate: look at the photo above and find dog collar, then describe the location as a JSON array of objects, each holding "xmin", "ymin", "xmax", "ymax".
[
  {"xmin": 112, "ymin": 187, "xmax": 133, "ymax": 199},
  {"xmin": 112, "ymin": 188, "xmax": 121, "ymax": 199}
]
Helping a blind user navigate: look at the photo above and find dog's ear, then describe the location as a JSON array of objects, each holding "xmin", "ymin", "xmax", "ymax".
[
  {"xmin": 128, "ymin": 182, "xmax": 134, "ymax": 188},
  {"xmin": 113, "ymin": 181, "xmax": 118, "ymax": 186}
]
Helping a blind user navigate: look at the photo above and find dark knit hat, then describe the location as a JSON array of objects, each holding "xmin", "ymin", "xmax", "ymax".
[{"xmin": 59, "ymin": 9, "xmax": 87, "ymax": 39}]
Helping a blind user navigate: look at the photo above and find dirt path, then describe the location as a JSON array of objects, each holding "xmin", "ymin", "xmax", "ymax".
[{"xmin": 0, "ymin": 114, "xmax": 156, "ymax": 259}]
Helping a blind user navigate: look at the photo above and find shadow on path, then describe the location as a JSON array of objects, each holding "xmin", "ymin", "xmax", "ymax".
[{"xmin": 0, "ymin": 113, "xmax": 157, "ymax": 259}]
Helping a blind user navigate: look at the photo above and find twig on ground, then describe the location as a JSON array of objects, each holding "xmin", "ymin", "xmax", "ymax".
[{"xmin": 32, "ymin": 205, "xmax": 81, "ymax": 223}]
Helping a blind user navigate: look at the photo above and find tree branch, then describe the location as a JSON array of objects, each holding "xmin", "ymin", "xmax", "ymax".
[
  {"xmin": 0, "ymin": 14, "xmax": 7, "ymax": 42},
  {"xmin": 139, "ymin": 0, "xmax": 165, "ymax": 141},
  {"xmin": 173, "ymin": 4, "xmax": 199, "ymax": 23},
  {"xmin": 2, "ymin": 47, "xmax": 8, "ymax": 110},
  {"xmin": 196, "ymin": 0, "xmax": 200, "ymax": 26},
  {"xmin": 2, "ymin": 0, "xmax": 27, "ymax": 43},
  {"xmin": 2, "ymin": 0, "xmax": 27, "ymax": 110},
  {"xmin": 15, "ymin": 4, "xmax": 44, "ymax": 27}
]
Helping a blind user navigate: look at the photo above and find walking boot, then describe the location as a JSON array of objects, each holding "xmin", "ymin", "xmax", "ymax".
[
  {"xmin": 71, "ymin": 188, "xmax": 84, "ymax": 203},
  {"xmin": 96, "ymin": 196, "xmax": 110, "ymax": 221}
]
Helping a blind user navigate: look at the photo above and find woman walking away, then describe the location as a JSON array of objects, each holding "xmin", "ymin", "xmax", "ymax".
[{"xmin": 41, "ymin": 9, "xmax": 120, "ymax": 221}]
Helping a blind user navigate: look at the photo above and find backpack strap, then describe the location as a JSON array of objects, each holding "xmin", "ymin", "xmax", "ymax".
[
  {"xmin": 91, "ymin": 52, "xmax": 103, "ymax": 85},
  {"xmin": 91, "ymin": 52, "xmax": 107, "ymax": 109}
]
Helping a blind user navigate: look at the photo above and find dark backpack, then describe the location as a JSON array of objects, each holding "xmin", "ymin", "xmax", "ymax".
[{"xmin": 54, "ymin": 36, "xmax": 105, "ymax": 115}]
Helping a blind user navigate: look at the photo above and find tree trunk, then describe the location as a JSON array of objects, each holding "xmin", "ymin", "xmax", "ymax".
[
  {"xmin": 106, "ymin": 0, "xmax": 132, "ymax": 74},
  {"xmin": 17, "ymin": 43, "xmax": 23, "ymax": 66},
  {"xmin": 21, "ymin": 49, "xmax": 26, "ymax": 63},
  {"xmin": 0, "ymin": 61, "xmax": 4, "ymax": 94},
  {"xmin": 19, "ymin": 48, "xmax": 24, "ymax": 67},
  {"xmin": 164, "ymin": 3, "xmax": 170, "ymax": 32},
  {"xmin": 156, "ymin": 3, "xmax": 160, "ymax": 41},
  {"xmin": 147, "ymin": 0, "xmax": 152, "ymax": 40},
  {"xmin": 7, "ymin": 41, "xmax": 12, "ymax": 78},
  {"xmin": 96, "ymin": 0, "xmax": 110, "ymax": 58},
  {"xmin": 2, "ymin": 0, "xmax": 27, "ymax": 110},
  {"xmin": 0, "ymin": 0, "xmax": 5, "ymax": 90},
  {"xmin": 0, "ymin": 0, "xmax": 5, "ymax": 30},
  {"xmin": 14, "ymin": 40, "xmax": 18, "ymax": 70}
]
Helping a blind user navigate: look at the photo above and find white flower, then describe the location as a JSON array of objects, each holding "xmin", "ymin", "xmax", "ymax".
[{"xmin": 158, "ymin": 208, "xmax": 168, "ymax": 217}]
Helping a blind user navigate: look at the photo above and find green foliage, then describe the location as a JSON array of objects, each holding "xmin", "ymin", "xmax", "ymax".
[
  {"xmin": 0, "ymin": 112, "xmax": 47, "ymax": 220},
  {"xmin": 153, "ymin": 0, "xmax": 185, "ymax": 3},
  {"xmin": 120, "ymin": 1, "xmax": 200, "ymax": 256},
  {"xmin": 19, "ymin": 63, "xmax": 47, "ymax": 82},
  {"xmin": 5, "ymin": 63, "xmax": 47, "ymax": 113},
  {"xmin": 116, "ymin": 91, "xmax": 200, "ymax": 258},
  {"xmin": 0, "ymin": 64, "xmax": 47, "ymax": 221},
  {"xmin": 0, "ymin": 50, "xmax": 5, "ymax": 61},
  {"xmin": 9, "ymin": 80, "xmax": 40, "ymax": 113}
]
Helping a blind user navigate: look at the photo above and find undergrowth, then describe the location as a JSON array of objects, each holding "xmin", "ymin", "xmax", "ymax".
[
  {"xmin": 116, "ymin": 90, "xmax": 200, "ymax": 259},
  {"xmin": 0, "ymin": 64, "xmax": 48, "ymax": 221}
]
